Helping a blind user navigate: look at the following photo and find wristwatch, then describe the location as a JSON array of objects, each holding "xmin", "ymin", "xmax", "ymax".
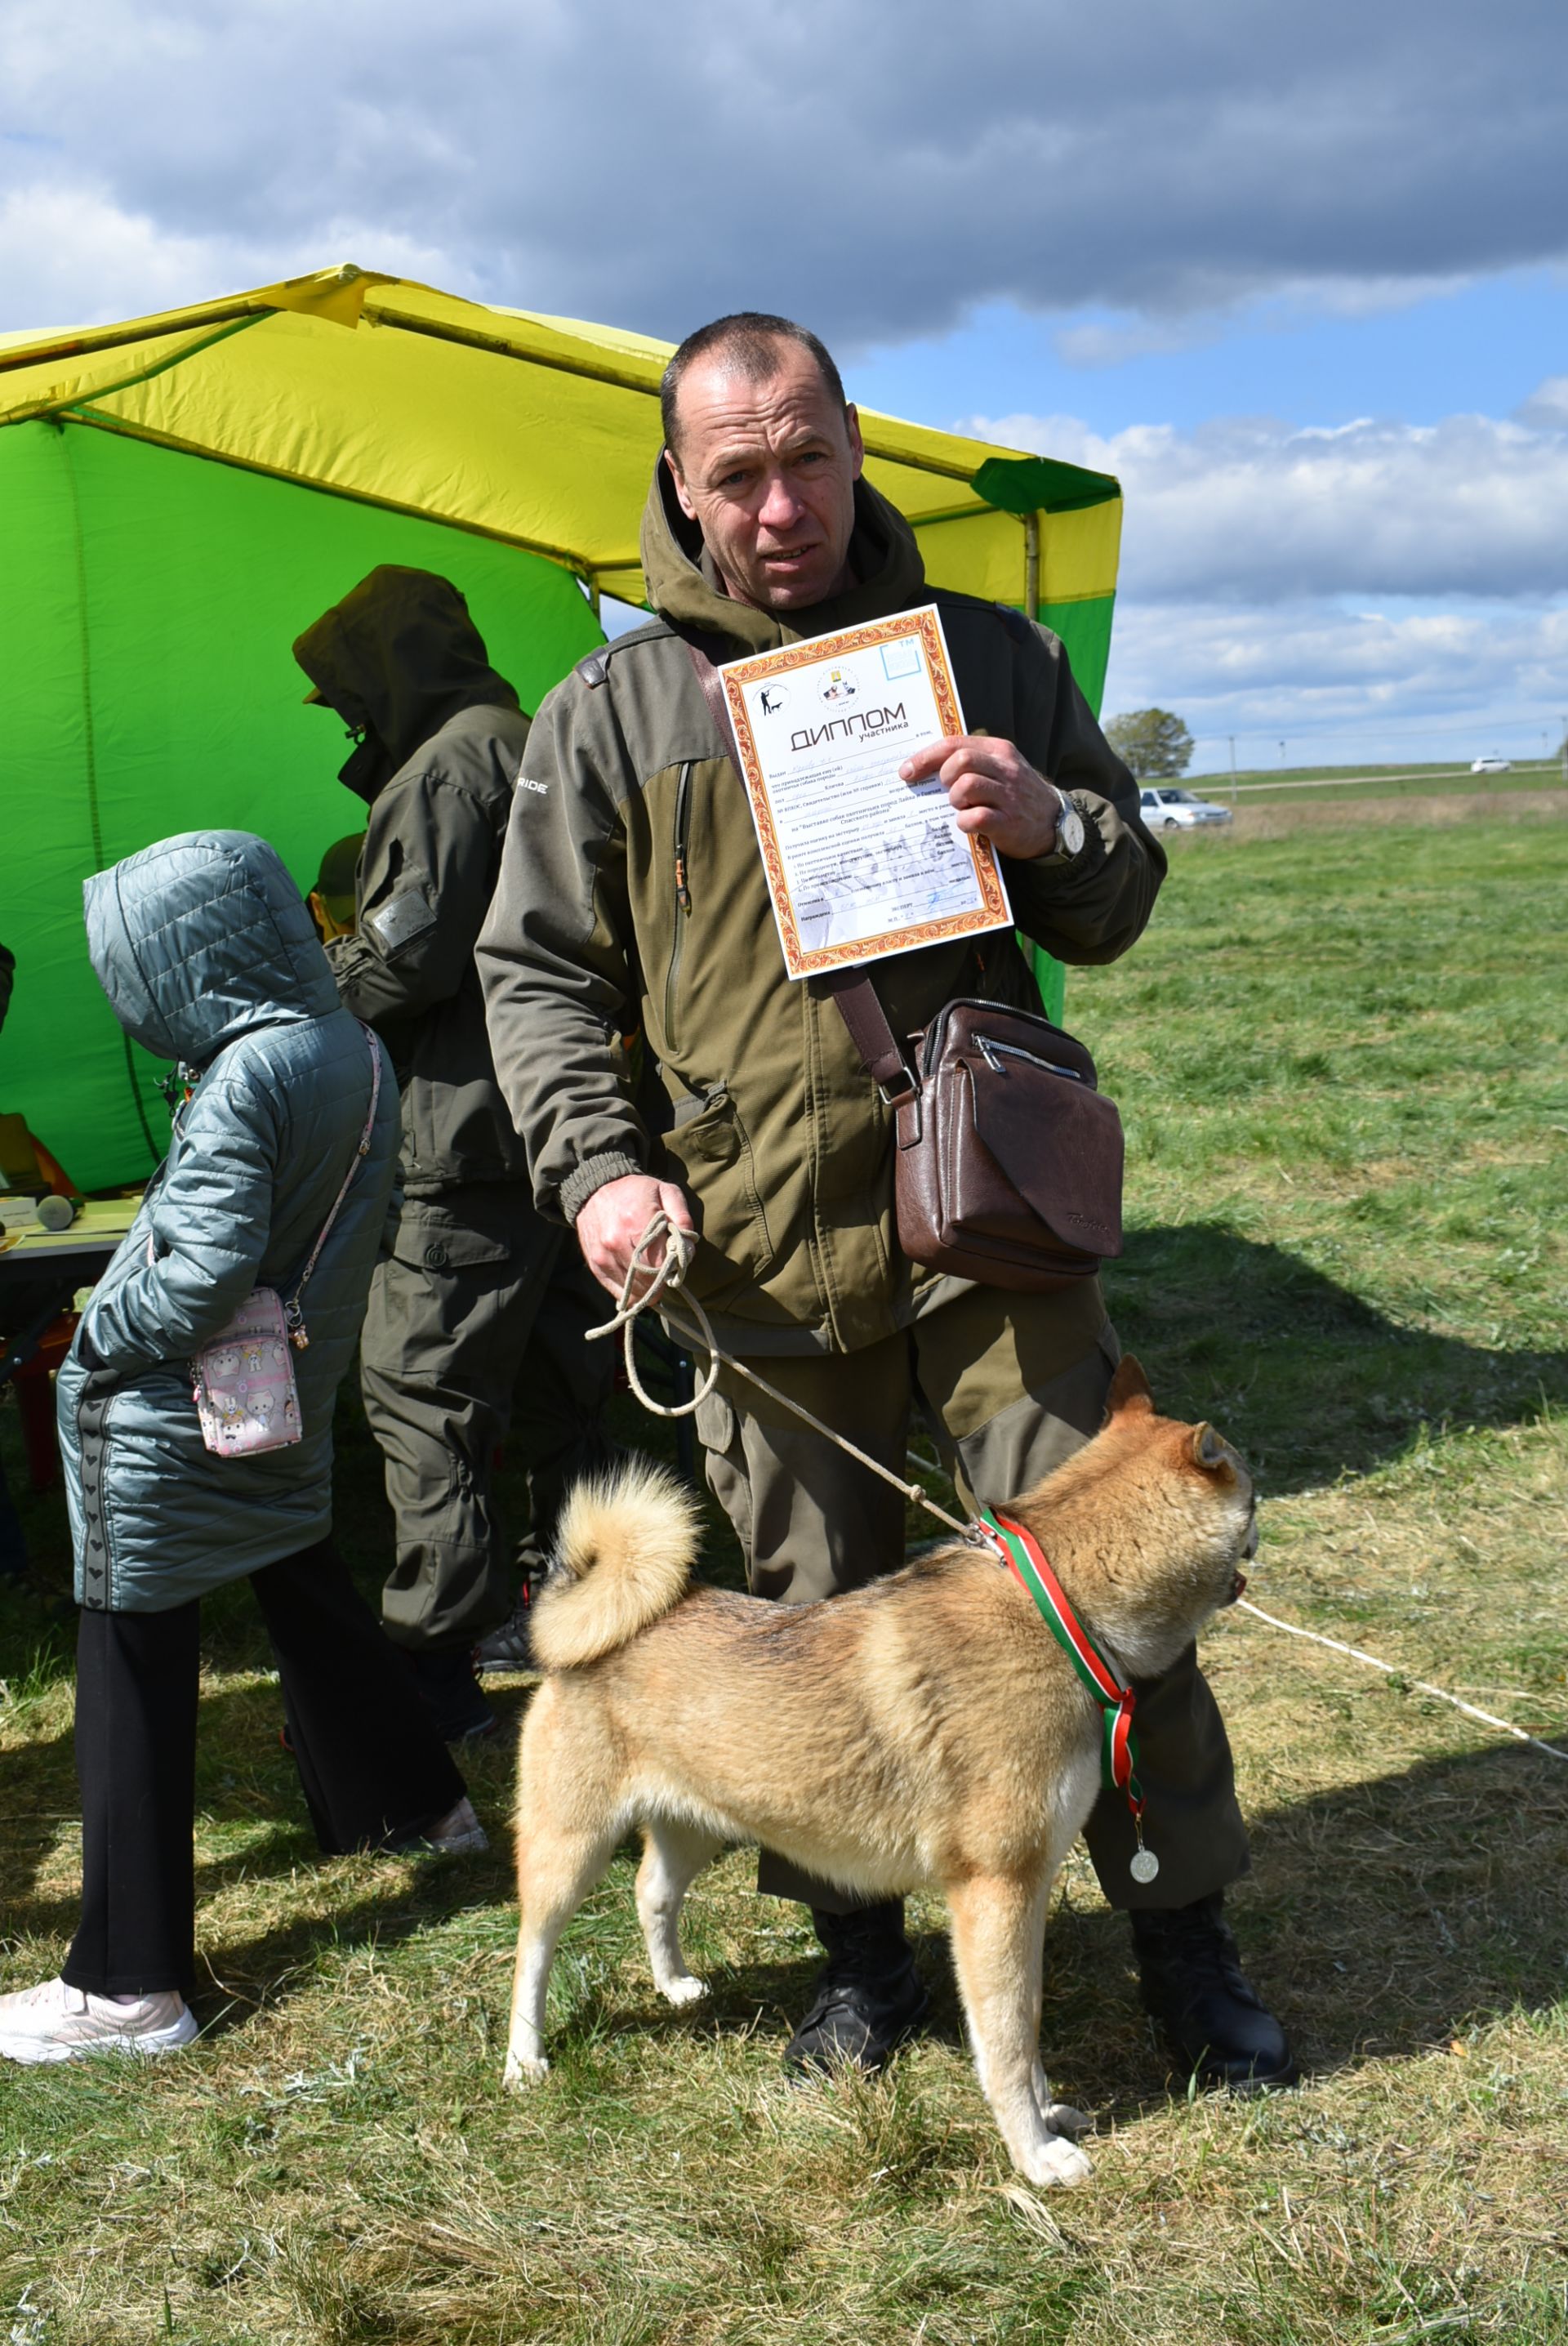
[{"xmin": 1046, "ymin": 787, "xmax": 1086, "ymax": 862}]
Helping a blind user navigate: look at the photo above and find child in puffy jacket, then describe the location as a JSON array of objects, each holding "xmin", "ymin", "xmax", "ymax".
[{"xmin": 0, "ymin": 832, "xmax": 482, "ymax": 2066}]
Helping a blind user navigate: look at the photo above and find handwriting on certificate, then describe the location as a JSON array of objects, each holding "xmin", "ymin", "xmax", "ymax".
[{"xmin": 719, "ymin": 606, "xmax": 1012, "ymax": 979}]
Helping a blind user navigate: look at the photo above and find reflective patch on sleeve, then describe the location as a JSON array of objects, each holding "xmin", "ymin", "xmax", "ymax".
[
  {"xmin": 367, "ymin": 889, "xmax": 438, "ymax": 956},
  {"xmin": 516, "ymin": 774, "xmax": 550, "ymax": 797}
]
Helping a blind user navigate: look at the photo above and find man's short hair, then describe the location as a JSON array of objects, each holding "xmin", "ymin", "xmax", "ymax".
[{"xmin": 660, "ymin": 313, "xmax": 848, "ymax": 458}]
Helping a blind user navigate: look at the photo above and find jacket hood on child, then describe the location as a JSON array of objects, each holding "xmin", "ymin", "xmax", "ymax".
[{"xmin": 85, "ymin": 831, "xmax": 339, "ymax": 1070}]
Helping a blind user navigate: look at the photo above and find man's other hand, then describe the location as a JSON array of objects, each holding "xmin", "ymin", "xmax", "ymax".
[
  {"xmin": 576, "ymin": 1173, "xmax": 697, "ymax": 1300},
  {"xmin": 899, "ymin": 735, "xmax": 1062, "ymax": 861}
]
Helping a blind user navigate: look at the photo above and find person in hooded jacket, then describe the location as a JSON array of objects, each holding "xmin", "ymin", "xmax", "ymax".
[
  {"xmin": 0, "ymin": 833, "xmax": 479, "ymax": 2067},
  {"xmin": 292, "ymin": 568, "xmax": 613, "ymax": 1740}
]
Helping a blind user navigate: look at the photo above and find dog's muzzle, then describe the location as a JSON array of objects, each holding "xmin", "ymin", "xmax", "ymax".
[{"xmin": 1223, "ymin": 1510, "xmax": 1258, "ymax": 1603}]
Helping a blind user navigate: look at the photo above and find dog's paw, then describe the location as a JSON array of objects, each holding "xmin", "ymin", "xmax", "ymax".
[
  {"xmin": 502, "ymin": 2049, "xmax": 550, "ymax": 2091},
  {"xmin": 1021, "ymin": 2134, "xmax": 1094, "ymax": 2190},
  {"xmin": 1042, "ymin": 2100, "xmax": 1090, "ymax": 2139},
  {"xmin": 658, "ymin": 1974, "xmax": 709, "ymax": 2008}
]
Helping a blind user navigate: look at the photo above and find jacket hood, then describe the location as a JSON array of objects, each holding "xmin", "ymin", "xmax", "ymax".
[
  {"xmin": 85, "ymin": 831, "xmax": 340, "ymax": 1067},
  {"xmin": 292, "ymin": 565, "xmax": 521, "ymax": 802},
  {"xmin": 639, "ymin": 462, "xmax": 928, "ymax": 653}
]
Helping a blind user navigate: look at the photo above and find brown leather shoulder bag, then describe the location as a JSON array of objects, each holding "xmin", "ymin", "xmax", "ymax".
[{"xmin": 826, "ymin": 969, "xmax": 1123, "ymax": 1291}]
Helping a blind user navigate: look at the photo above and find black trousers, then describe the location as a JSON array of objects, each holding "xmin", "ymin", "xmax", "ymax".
[{"xmin": 61, "ymin": 1538, "xmax": 466, "ymax": 1999}]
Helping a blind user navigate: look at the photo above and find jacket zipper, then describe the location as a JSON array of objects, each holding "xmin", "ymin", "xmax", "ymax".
[
  {"xmin": 664, "ymin": 760, "xmax": 694, "ymax": 1046},
  {"xmin": 976, "ymin": 1034, "xmax": 1085, "ymax": 1083}
]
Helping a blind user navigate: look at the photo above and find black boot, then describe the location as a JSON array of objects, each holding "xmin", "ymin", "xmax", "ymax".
[
  {"xmin": 783, "ymin": 1900, "xmax": 930, "ymax": 2076},
  {"xmin": 474, "ymin": 1582, "xmax": 539, "ymax": 1675},
  {"xmin": 1131, "ymin": 1893, "xmax": 1298, "ymax": 2093},
  {"xmin": 409, "ymin": 1647, "xmax": 496, "ymax": 1744}
]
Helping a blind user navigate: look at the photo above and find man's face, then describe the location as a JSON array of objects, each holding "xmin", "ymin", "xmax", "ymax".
[{"xmin": 666, "ymin": 342, "xmax": 864, "ymax": 613}]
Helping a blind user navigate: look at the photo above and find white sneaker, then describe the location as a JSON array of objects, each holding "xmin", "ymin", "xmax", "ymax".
[
  {"xmin": 419, "ymin": 1795, "xmax": 489, "ymax": 1855},
  {"xmin": 0, "ymin": 1978, "xmax": 199, "ymax": 2066}
]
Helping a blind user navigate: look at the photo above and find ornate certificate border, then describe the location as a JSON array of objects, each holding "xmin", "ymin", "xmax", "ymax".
[{"xmin": 719, "ymin": 606, "xmax": 1012, "ymax": 980}]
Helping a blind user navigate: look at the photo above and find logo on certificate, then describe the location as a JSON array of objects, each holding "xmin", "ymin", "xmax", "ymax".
[
  {"xmin": 759, "ymin": 686, "xmax": 787, "ymax": 716},
  {"xmin": 820, "ymin": 668, "xmax": 857, "ymax": 703}
]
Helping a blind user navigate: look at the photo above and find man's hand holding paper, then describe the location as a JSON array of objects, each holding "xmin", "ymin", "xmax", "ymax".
[{"xmin": 898, "ymin": 734, "xmax": 1066, "ymax": 861}]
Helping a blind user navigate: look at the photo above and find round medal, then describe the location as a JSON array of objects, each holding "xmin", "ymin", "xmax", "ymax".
[{"xmin": 1129, "ymin": 1848, "xmax": 1160, "ymax": 1885}]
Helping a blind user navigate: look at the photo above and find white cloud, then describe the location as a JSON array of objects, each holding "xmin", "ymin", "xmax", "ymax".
[
  {"xmin": 971, "ymin": 404, "xmax": 1568, "ymax": 604},
  {"xmin": 965, "ymin": 390, "xmax": 1568, "ymax": 765},
  {"xmin": 1, "ymin": 0, "xmax": 1566, "ymax": 343}
]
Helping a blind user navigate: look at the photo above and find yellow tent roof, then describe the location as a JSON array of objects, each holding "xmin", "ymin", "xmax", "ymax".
[{"xmin": 0, "ymin": 264, "xmax": 1120, "ymax": 614}]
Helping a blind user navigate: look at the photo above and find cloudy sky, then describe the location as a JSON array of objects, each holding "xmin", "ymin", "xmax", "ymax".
[{"xmin": 3, "ymin": 0, "xmax": 1565, "ymax": 773}]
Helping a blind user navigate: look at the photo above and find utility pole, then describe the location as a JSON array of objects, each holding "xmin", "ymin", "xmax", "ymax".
[{"xmin": 1229, "ymin": 734, "xmax": 1237, "ymax": 805}]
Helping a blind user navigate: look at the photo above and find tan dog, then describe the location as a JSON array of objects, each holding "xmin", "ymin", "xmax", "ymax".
[{"xmin": 504, "ymin": 1358, "xmax": 1255, "ymax": 2188}]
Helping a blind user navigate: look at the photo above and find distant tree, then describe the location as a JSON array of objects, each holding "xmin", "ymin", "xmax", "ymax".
[{"xmin": 1104, "ymin": 707, "xmax": 1195, "ymax": 780}]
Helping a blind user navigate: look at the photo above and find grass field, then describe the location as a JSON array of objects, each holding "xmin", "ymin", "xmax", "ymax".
[{"xmin": 3, "ymin": 796, "xmax": 1566, "ymax": 2344}]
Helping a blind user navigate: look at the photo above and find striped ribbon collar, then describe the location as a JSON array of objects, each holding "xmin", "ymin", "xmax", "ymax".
[{"xmin": 979, "ymin": 1507, "xmax": 1156, "ymax": 1879}]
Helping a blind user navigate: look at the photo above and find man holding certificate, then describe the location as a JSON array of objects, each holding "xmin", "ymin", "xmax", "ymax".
[{"xmin": 478, "ymin": 316, "xmax": 1295, "ymax": 2095}]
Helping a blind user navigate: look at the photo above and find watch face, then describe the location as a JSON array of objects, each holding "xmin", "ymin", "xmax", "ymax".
[{"xmin": 1060, "ymin": 802, "xmax": 1086, "ymax": 856}]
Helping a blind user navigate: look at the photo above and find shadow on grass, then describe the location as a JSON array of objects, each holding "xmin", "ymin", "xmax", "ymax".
[
  {"xmin": 0, "ymin": 1673, "xmax": 537, "ymax": 1961},
  {"xmin": 1026, "ymin": 1735, "xmax": 1568, "ymax": 2117},
  {"xmin": 7, "ymin": 1685, "xmax": 1565, "ymax": 2112},
  {"xmin": 1108, "ymin": 1224, "xmax": 1567, "ymax": 1492}
]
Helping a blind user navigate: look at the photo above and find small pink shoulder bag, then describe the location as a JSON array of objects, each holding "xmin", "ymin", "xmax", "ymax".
[{"xmin": 184, "ymin": 1027, "xmax": 381, "ymax": 1459}]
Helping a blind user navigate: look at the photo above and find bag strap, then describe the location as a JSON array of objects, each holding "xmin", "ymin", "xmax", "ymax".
[
  {"xmin": 821, "ymin": 967, "xmax": 919, "ymax": 1105},
  {"xmin": 682, "ymin": 636, "xmax": 742, "ymax": 767},
  {"xmin": 284, "ymin": 1023, "xmax": 382, "ymax": 1335}
]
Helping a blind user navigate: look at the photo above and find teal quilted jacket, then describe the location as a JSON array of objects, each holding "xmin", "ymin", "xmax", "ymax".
[{"xmin": 56, "ymin": 832, "xmax": 399, "ymax": 1612}]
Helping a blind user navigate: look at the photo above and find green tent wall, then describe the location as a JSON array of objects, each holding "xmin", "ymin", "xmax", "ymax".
[{"xmin": 0, "ymin": 418, "xmax": 604, "ymax": 1190}]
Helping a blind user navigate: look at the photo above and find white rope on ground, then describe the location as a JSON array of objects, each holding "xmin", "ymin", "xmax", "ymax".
[
  {"xmin": 590, "ymin": 1219, "xmax": 1568, "ymax": 1769},
  {"xmin": 1235, "ymin": 1599, "xmax": 1568, "ymax": 1766}
]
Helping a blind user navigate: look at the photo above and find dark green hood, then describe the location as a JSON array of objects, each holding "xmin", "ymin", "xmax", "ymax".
[
  {"xmin": 639, "ymin": 462, "xmax": 928, "ymax": 654},
  {"xmin": 293, "ymin": 565, "xmax": 521, "ymax": 802}
]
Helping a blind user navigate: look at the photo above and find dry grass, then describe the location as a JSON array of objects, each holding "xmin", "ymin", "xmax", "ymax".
[
  {"xmin": 2, "ymin": 810, "xmax": 1566, "ymax": 2344},
  {"xmin": 1193, "ymin": 791, "xmax": 1568, "ymax": 842}
]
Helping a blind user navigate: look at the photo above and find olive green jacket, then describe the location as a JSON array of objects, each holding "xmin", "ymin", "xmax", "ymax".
[{"xmin": 477, "ymin": 466, "xmax": 1164, "ymax": 1355}]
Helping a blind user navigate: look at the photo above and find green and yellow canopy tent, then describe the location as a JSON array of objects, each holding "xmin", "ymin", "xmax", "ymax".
[{"xmin": 0, "ymin": 264, "xmax": 1122, "ymax": 1191}]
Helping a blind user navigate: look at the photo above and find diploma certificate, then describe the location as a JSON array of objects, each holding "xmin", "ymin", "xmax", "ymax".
[{"xmin": 719, "ymin": 605, "xmax": 1012, "ymax": 979}]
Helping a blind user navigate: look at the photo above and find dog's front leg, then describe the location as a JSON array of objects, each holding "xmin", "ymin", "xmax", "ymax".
[
  {"xmin": 946, "ymin": 1872, "xmax": 1093, "ymax": 2189},
  {"xmin": 637, "ymin": 1818, "xmax": 723, "ymax": 2005}
]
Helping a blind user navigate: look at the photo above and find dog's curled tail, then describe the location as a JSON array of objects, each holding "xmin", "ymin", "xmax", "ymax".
[{"xmin": 528, "ymin": 1461, "xmax": 701, "ymax": 1670}]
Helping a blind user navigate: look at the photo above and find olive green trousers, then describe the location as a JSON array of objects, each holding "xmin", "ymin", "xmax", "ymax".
[
  {"xmin": 361, "ymin": 1186, "xmax": 614, "ymax": 1652},
  {"xmin": 692, "ymin": 1282, "xmax": 1250, "ymax": 1914}
]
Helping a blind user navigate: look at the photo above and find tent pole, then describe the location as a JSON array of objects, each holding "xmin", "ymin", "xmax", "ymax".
[{"xmin": 1023, "ymin": 512, "xmax": 1040, "ymax": 622}]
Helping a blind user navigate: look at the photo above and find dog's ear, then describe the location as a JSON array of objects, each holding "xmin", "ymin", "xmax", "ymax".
[
  {"xmin": 1191, "ymin": 1423, "xmax": 1236, "ymax": 1479},
  {"xmin": 1102, "ymin": 1354, "xmax": 1153, "ymax": 1421}
]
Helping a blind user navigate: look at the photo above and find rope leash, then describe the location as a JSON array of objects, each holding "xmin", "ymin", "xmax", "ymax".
[
  {"xmin": 590, "ymin": 1216, "xmax": 1568, "ymax": 1772},
  {"xmin": 585, "ymin": 1213, "xmax": 980, "ymax": 1543},
  {"xmin": 1235, "ymin": 1598, "xmax": 1568, "ymax": 1765}
]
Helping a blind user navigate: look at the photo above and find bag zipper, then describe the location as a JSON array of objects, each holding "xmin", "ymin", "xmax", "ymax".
[
  {"xmin": 664, "ymin": 760, "xmax": 694, "ymax": 1046},
  {"xmin": 976, "ymin": 1033, "xmax": 1086, "ymax": 1084}
]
